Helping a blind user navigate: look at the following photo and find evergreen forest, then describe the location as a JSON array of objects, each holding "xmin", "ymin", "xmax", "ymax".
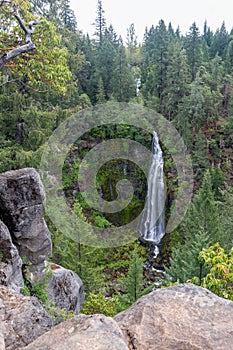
[{"xmin": 1, "ymin": 0, "xmax": 233, "ymax": 315}]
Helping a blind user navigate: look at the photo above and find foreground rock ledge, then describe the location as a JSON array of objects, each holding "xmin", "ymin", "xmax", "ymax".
[
  {"xmin": 22, "ymin": 314, "xmax": 128, "ymax": 350},
  {"xmin": 21, "ymin": 283, "xmax": 233, "ymax": 350},
  {"xmin": 115, "ymin": 283, "xmax": 233, "ymax": 350},
  {"xmin": 0, "ymin": 286, "xmax": 53, "ymax": 350}
]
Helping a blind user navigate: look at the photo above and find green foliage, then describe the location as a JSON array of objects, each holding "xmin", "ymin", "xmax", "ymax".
[
  {"xmin": 21, "ymin": 263, "xmax": 75, "ymax": 323},
  {"xmin": 184, "ymin": 22, "xmax": 203, "ymax": 80},
  {"xmin": 167, "ymin": 228, "xmax": 211, "ymax": 284},
  {"xmin": 0, "ymin": 1, "xmax": 72, "ymax": 92},
  {"xmin": 166, "ymin": 170, "xmax": 228, "ymax": 283},
  {"xmin": 22, "ymin": 264, "xmax": 53, "ymax": 303},
  {"xmin": 117, "ymin": 249, "xmax": 151, "ymax": 311},
  {"xmin": 192, "ymin": 243, "xmax": 233, "ymax": 300},
  {"xmin": 91, "ymin": 211, "xmax": 112, "ymax": 228},
  {"xmin": 81, "ymin": 292, "xmax": 118, "ymax": 317},
  {"xmin": 1, "ymin": 2, "xmax": 233, "ymax": 316}
]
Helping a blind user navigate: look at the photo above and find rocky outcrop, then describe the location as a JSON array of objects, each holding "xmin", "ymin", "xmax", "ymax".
[
  {"xmin": 0, "ymin": 168, "xmax": 52, "ymax": 269},
  {"xmin": 23, "ymin": 314, "xmax": 128, "ymax": 350},
  {"xmin": 0, "ymin": 282, "xmax": 232, "ymax": 349},
  {"xmin": 0, "ymin": 286, "xmax": 54, "ymax": 350},
  {"xmin": 48, "ymin": 264, "xmax": 85, "ymax": 314},
  {"xmin": 115, "ymin": 283, "xmax": 233, "ymax": 350},
  {"xmin": 0, "ymin": 221, "xmax": 24, "ymax": 293},
  {"xmin": 13, "ymin": 283, "xmax": 233, "ymax": 350},
  {"xmin": 0, "ymin": 168, "xmax": 84, "ymax": 315}
]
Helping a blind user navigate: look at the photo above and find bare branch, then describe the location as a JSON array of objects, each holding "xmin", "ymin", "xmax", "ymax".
[
  {"xmin": 0, "ymin": 4, "xmax": 43, "ymax": 68},
  {"xmin": 0, "ymin": 1, "xmax": 12, "ymax": 6},
  {"xmin": 0, "ymin": 75, "xmax": 48, "ymax": 92},
  {"xmin": 14, "ymin": 10, "xmax": 29, "ymax": 35},
  {"xmin": 0, "ymin": 76, "xmax": 22, "ymax": 87}
]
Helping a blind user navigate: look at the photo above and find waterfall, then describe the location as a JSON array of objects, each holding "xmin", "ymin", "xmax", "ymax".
[{"xmin": 138, "ymin": 131, "xmax": 165, "ymax": 257}]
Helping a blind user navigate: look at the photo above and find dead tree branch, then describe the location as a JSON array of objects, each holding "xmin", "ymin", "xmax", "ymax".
[{"xmin": 0, "ymin": 4, "xmax": 43, "ymax": 68}]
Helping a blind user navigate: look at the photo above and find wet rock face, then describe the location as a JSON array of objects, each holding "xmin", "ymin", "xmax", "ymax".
[
  {"xmin": 114, "ymin": 283, "xmax": 233, "ymax": 350},
  {"xmin": 0, "ymin": 286, "xmax": 54, "ymax": 350},
  {"xmin": 0, "ymin": 168, "xmax": 52, "ymax": 266},
  {"xmin": 0, "ymin": 220, "xmax": 24, "ymax": 293}
]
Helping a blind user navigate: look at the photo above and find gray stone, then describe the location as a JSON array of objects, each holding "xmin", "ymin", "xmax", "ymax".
[
  {"xmin": 114, "ymin": 283, "xmax": 233, "ymax": 350},
  {"xmin": 0, "ymin": 168, "xmax": 52, "ymax": 266},
  {"xmin": 0, "ymin": 286, "xmax": 53, "ymax": 350},
  {"xmin": 22, "ymin": 314, "xmax": 128, "ymax": 350},
  {"xmin": 0, "ymin": 298, "xmax": 5, "ymax": 350},
  {"xmin": 48, "ymin": 263, "xmax": 85, "ymax": 314},
  {"xmin": 1, "ymin": 283, "xmax": 233, "ymax": 350},
  {"xmin": 0, "ymin": 220, "xmax": 24, "ymax": 293}
]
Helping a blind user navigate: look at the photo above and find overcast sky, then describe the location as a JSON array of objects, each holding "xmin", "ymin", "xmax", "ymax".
[{"xmin": 70, "ymin": 0, "xmax": 233, "ymax": 42}]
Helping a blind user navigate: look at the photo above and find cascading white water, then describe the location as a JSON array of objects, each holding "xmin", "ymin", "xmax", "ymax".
[{"xmin": 138, "ymin": 131, "xmax": 165, "ymax": 257}]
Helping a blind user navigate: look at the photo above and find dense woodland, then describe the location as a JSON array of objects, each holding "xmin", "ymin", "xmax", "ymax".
[{"xmin": 1, "ymin": 0, "xmax": 233, "ymax": 315}]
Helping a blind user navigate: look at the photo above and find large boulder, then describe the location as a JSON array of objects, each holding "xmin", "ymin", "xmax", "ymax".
[
  {"xmin": 27, "ymin": 262, "xmax": 85, "ymax": 315},
  {"xmin": 0, "ymin": 286, "xmax": 54, "ymax": 350},
  {"xmin": 114, "ymin": 283, "xmax": 233, "ymax": 350},
  {"xmin": 0, "ymin": 168, "xmax": 84, "ymax": 315},
  {"xmin": 0, "ymin": 221, "xmax": 24, "ymax": 293},
  {"xmin": 0, "ymin": 283, "xmax": 232, "ymax": 349},
  {"xmin": 22, "ymin": 314, "xmax": 128, "ymax": 350},
  {"xmin": 20, "ymin": 284, "xmax": 233, "ymax": 350},
  {"xmin": 0, "ymin": 168, "xmax": 52, "ymax": 268},
  {"xmin": 48, "ymin": 263, "xmax": 85, "ymax": 314}
]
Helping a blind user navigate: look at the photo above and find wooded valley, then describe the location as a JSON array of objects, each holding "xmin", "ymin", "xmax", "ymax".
[{"xmin": 1, "ymin": 0, "xmax": 233, "ymax": 315}]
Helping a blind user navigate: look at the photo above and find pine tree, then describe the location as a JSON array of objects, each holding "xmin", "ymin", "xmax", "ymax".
[
  {"xmin": 184, "ymin": 22, "xmax": 203, "ymax": 80},
  {"xmin": 96, "ymin": 77, "xmax": 106, "ymax": 104},
  {"xmin": 203, "ymin": 20, "xmax": 213, "ymax": 48},
  {"xmin": 125, "ymin": 250, "xmax": 144, "ymax": 303},
  {"xmin": 210, "ymin": 22, "xmax": 229, "ymax": 59},
  {"xmin": 31, "ymin": 0, "xmax": 76, "ymax": 31},
  {"xmin": 60, "ymin": 0, "xmax": 77, "ymax": 32},
  {"xmin": 96, "ymin": 27, "xmax": 118, "ymax": 99},
  {"xmin": 168, "ymin": 228, "xmax": 210, "ymax": 283},
  {"xmin": 110, "ymin": 38, "xmax": 136, "ymax": 101},
  {"xmin": 94, "ymin": 0, "xmax": 106, "ymax": 46},
  {"xmin": 167, "ymin": 170, "xmax": 226, "ymax": 283},
  {"xmin": 118, "ymin": 249, "xmax": 145, "ymax": 309},
  {"xmin": 141, "ymin": 20, "xmax": 170, "ymax": 111},
  {"xmin": 163, "ymin": 39, "xmax": 190, "ymax": 120},
  {"xmin": 225, "ymin": 40, "xmax": 233, "ymax": 72},
  {"xmin": 220, "ymin": 186, "xmax": 233, "ymax": 248},
  {"xmin": 126, "ymin": 23, "xmax": 138, "ymax": 59}
]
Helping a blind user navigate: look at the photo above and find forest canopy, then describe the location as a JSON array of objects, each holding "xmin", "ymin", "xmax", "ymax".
[{"xmin": 0, "ymin": 0, "xmax": 233, "ymax": 314}]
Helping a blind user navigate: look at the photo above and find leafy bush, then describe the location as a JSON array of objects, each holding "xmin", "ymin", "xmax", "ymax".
[
  {"xmin": 81, "ymin": 292, "xmax": 118, "ymax": 317},
  {"xmin": 192, "ymin": 243, "xmax": 233, "ymax": 300}
]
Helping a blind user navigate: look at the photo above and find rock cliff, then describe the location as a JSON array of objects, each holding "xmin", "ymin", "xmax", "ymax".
[
  {"xmin": 0, "ymin": 221, "xmax": 23, "ymax": 293},
  {"xmin": 0, "ymin": 168, "xmax": 84, "ymax": 323},
  {"xmin": 0, "ymin": 168, "xmax": 52, "ymax": 269}
]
